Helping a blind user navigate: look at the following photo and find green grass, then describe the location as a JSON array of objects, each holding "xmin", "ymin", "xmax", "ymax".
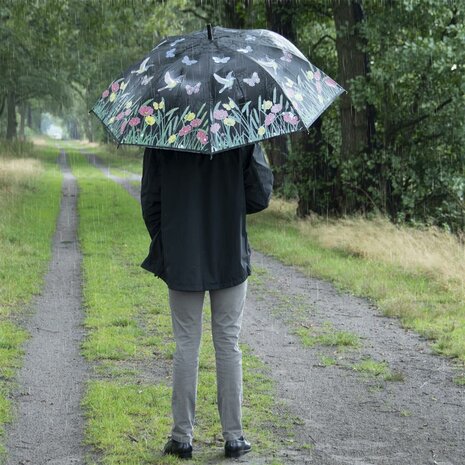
[
  {"xmin": 294, "ymin": 322, "xmax": 362, "ymax": 350},
  {"xmin": 246, "ymin": 205, "xmax": 465, "ymax": 364},
  {"xmin": 67, "ymin": 148, "xmax": 299, "ymax": 464},
  {"xmin": 351, "ymin": 357, "xmax": 404, "ymax": 382},
  {"xmin": 0, "ymin": 142, "xmax": 63, "ymax": 461}
]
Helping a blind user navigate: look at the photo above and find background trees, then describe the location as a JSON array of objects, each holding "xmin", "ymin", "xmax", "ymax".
[{"xmin": 1, "ymin": 0, "xmax": 464, "ymax": 232}]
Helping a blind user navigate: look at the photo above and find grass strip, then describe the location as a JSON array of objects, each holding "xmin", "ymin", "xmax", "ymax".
[
  {"xmin": 68, "ymin": 149, "xmax": 292, "ymax": 464},
  {"xmin": 0, "ymin": 143, "xmax": 63, "ymax": 461}
]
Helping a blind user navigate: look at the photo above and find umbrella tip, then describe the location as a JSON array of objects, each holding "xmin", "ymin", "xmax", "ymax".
[{"xmin": 207, "ymin": 23, "xmax": 213, "ymax": 40}]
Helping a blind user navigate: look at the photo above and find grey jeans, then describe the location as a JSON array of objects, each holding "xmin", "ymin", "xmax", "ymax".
[{"xmin": 168, "ymin": 278, "xmax": 248, "ymax": 443}]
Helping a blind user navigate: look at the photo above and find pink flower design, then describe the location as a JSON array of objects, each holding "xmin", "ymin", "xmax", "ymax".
[
  {"xmin": 128, "ymin": 117, "xmax": 140, "ymax": 127},
  {"xmin": 324, "ymin": 77, "xmax": 337, "ymax": 88},
  {"xmin": 210, "ymin": 123, "xmax": 221, "ymax": 134},
  {"xmin": 116, "ymin": 112, "xmax": 125, "ymax": 121},
  {"xmin": 138, "ymin": 105, "xmax": 154, "ymax": 116},
  {"xmin": 282, "ymin": 112, "xmax": 299, "ymax": 125},
  {"xmin": 314, "ymin": 69, "xmax": 321, "ymax": 81},
  {"xmin": 124, "ymin": 109, "xmax": 131, "ymax": 116},
  {"xmin": 190, "ymin": 118, "xmax": 202, "ymax": 128},
  {"xmin": 213, "ymin": 109, "xmax": 228, "ymax": 120},
  {"xmin": 271, "ymin": 103, "xmax": 282, "ymax": 113},
  {"xmin": 120, "ymin": 120, "xmax": 128, "ymax": 134},
  {"xmin": 265, "ymin": 113, "xmax": 276, "ymax": 127},
  {"xmin": 111, "ymin": 82, "xmax": 120, "ymax": 92},
  {"xmin": 315, "ymin": 81, "xmax": 322, "ymax": 94},
  {"xmin": 196, "ymin": 130, "xmax": 208, "ymax": 145},
  {"xmin": 102, "ymin": 89, "xmax": 110, "ymax": 98},
  {"xmin": 179, "ymin": 125, "xmax": 192, "ymax": 136}
]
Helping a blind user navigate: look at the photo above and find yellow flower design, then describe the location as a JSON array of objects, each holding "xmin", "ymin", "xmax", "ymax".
[
  {"xmin": 168, "ymin": 134, "xmax": 177, "ymax": 143},
  {"xmin": 306, "ymin": 70, "xmax": 314, "ymax": 80},
  {"xmin": 109, "ymin": 92, "xmax": 117, "ymax": 102},
  {"xmin": 223, "ymin": 117, "xmax": 236, "ymax": 126},
  {"xmin": 125, "ymin": 100, "xmax": 133, "ymax": 109},
  {"xmin": 145, "ymin": 115, "xmax": 156, "ymax": 126},
  {"xmin": 294, "ymin": 92, "xmax": 303, "ymax": 101},
  {"xmin": 261, "ymin": 100, "xmax": 273, "ymax": 110},
  {"xmin": 184, "ymin": 112, "xmax": 196, "ymax": 121},
  {"xmin": 120, "ymin": 81, "xmax": 127, "ymax": 91},
  {"xmin": 109, "ymin": 116, "xmax": 115, "ymax": 124},
  {"xmin": 257, "ymin": 126, "xmax": 266, "ymax": 136}
]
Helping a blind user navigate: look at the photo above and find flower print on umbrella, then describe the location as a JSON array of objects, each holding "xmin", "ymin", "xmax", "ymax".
[
  {"xmin": 257, "ymin": 126, "xmax": 266, "ymax": 136},
  {"xmin": 139, "ymin": 105, "xmax": 154, "ymax": 117},
  {"xmin": 102, "ymin": 89, "xmax": 110, "ymax": 98},
  {"xmin": 190, "ymin": 118, "xmax": 202, "ymax": 128},
  {"xmin": 282, "ymin": 112, "xmax": 299, "ymax": 125},
  {"xmin": 214, "ymin": 109, "xmax": 228, "ymax": 120},
  {"xmin": 261, "ymin": 100, "xmax": 273, "ymax": 111},
  {"xmin": 179, "ymin": 125, "xmax": 192, "ymax": 136},
  {"xmin": 271, "ymin": 103, "xmax": 282, "ymax": 113},
  {"xmin": 196, "ymin": 130, "xmax": 208, "ymax": 145},
  {"xmin": 184, "ymin": 112, "xmax": 196, "ymax": 122},
  {"xmin": 111, "ymin": 82, "xmax": 120, "ymax": 92},
  {"xmin": 210, "ymin": 122, "xmax": 221, "ymax": 134},
  {"xmin": 168, "ymin": 134, "xmax": 177, "ymax": 143},
  {"xmin": 129, "ymin": 117, "xmax": 140, "ymax": 127},
  {"xmin": 223, "ymin": 117, "xmax": 236, "ymax": 126},
  {"xmin": 120, "ymin": 120, "xmax": 128, "ymax": 134},
  {"xmin": 116, "ymin": 111, "xmax": 125, "ymax": 121},
  {"xmin": 145, "ymin": 115, "xmax": 156, "ymax": 126},
  {"xmin": 264, "ymin": 113, "xmax": 275, "ymax": 127}
]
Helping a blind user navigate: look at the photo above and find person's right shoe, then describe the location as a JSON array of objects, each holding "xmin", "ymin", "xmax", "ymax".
[
  {"xmin": 163, "ymin": 438, "xmax": 193, "ymax": 459},
  {"xmin": 224, "ymin": 436, "xmax": 252, "ymax": 458}
]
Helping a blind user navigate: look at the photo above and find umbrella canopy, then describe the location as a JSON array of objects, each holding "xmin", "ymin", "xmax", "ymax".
[{"xmin": 89, "ymin": 24, "xmax": 346, "ymax": 156}]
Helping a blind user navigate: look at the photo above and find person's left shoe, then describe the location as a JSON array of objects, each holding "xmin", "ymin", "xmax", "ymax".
[
  {"xmin": 163, "ymin": 438, "xmax": 193, "ymax": 459},
  {"xmin": 224, "ymin": 435, "xmax": 252, "ymax": 458}
]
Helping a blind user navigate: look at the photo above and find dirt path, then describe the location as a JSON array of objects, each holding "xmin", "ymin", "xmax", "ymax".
[
  {"xmin": 3, "ymin": 150, "xmax": 93, "ymax": 465},
  {"xmin": 85, "ymin": 150, "xmax": 465, "ymax": 465}
]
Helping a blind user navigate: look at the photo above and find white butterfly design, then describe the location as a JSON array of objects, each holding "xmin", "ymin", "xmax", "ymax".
[
  {"xmin": 166, "ymin": 48, "xmax": 176, "ymax": 58},
  {"xmin": 237, "ymin": 45, "xmax": 253, "ymax": 53},
  {"xmin": 182, "ymin": 55, "xmax": 198, "ymax": 66},
  {"xmin": 245, "ymin": 34, "xmax": 256, "ymax": 41},
  {"xmin": 280, "ymin": 51, "xmax": 292, "ymax": 62},
  {"xmin": 185, "ymin": 82, "xmax": 201, "ymax": 95},
  {"xmin": 243, "ymin": 72, "xmax": 260, "ymax": 87},
  {"xmin": 212, "ymin": 56, "xmax": 231, "ymax": 63},
  {"xmin": 141, "ymin": 75, "xmax": 153, "ymax": 85}
]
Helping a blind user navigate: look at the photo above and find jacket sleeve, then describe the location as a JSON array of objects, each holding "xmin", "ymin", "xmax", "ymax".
[
  {"xmin": 243, "ymin": 143, "xmax": 274, "ymax": 214},
  {"xmin": 140, "ymin": 147, "xmax": 161, "ymax": 240}
]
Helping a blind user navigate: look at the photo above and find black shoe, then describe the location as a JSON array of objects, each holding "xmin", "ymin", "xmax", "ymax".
[
  {"xmin": 163, "ymin": 438, "xmax": 193, "ymax": 459},
  {"xmin": 224, "ymin": 436, "xmax": 252, "ymax": 458}
]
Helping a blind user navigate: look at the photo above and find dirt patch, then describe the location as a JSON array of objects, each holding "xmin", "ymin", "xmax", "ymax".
[{"xmin": 3, "ymin": 150, "xmax": 94, "ymax": 465}]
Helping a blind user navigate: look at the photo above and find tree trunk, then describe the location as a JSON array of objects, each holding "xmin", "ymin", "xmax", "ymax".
[
  {"xmin": 264, "ymin": 0, "xmax": 296, "ymax": 192},
  {"xmin": 6, "ymin": 91, "xmax": 17, "ymax": 140},
  {"xmin": 19, "ymin": 101, "xmax": 27, "ymax": 140},
  {"xmin": 333, "ymin": 0, "xmax": 371, "ymax": 214}
]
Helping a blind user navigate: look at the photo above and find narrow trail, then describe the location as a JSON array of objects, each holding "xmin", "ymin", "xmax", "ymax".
[
  {"xmin": 85, "ymin": 150, "xmax": 465, "ymax": 465},
  {"xmin": 4, "ymin": 150, "xmax": 92, "ymax": 465}
]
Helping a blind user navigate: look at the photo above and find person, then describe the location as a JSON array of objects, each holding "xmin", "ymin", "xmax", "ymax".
[{"xmin": 140, "ymin": 142, "xmax": 273, "ymax": 459}]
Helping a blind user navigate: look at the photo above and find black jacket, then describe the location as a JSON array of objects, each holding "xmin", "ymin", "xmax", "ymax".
[{"xmin": 140, "ymin": 143, "xmax": 273, "ymax": 291}]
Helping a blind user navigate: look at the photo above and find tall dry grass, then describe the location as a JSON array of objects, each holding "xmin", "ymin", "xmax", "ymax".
[
  {"xmin": 301, "ymin": 212, "xmax": 465, "ymax": 295},
  {"xmin": 270, "ymin": 198, "xmax": 465, "ymax": 296}
]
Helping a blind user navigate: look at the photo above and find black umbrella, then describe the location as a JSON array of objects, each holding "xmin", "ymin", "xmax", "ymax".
[{"xmin": 90, "ymin": 24, "xmax": 345, "ymax": 157}]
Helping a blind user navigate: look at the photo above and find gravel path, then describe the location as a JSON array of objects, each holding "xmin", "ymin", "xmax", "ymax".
[
  {"xmin": 3, "ymin": 150, "xmax": 92, "ymax": 465},
  {"xmin": 85, "ymin": 150, "xmax": 465, "ymax": 465}
]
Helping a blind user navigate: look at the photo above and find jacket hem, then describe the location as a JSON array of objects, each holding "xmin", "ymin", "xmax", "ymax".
[{"xmin": 162, "ymin": 270, "xmax": 251, "ymax": 292}]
